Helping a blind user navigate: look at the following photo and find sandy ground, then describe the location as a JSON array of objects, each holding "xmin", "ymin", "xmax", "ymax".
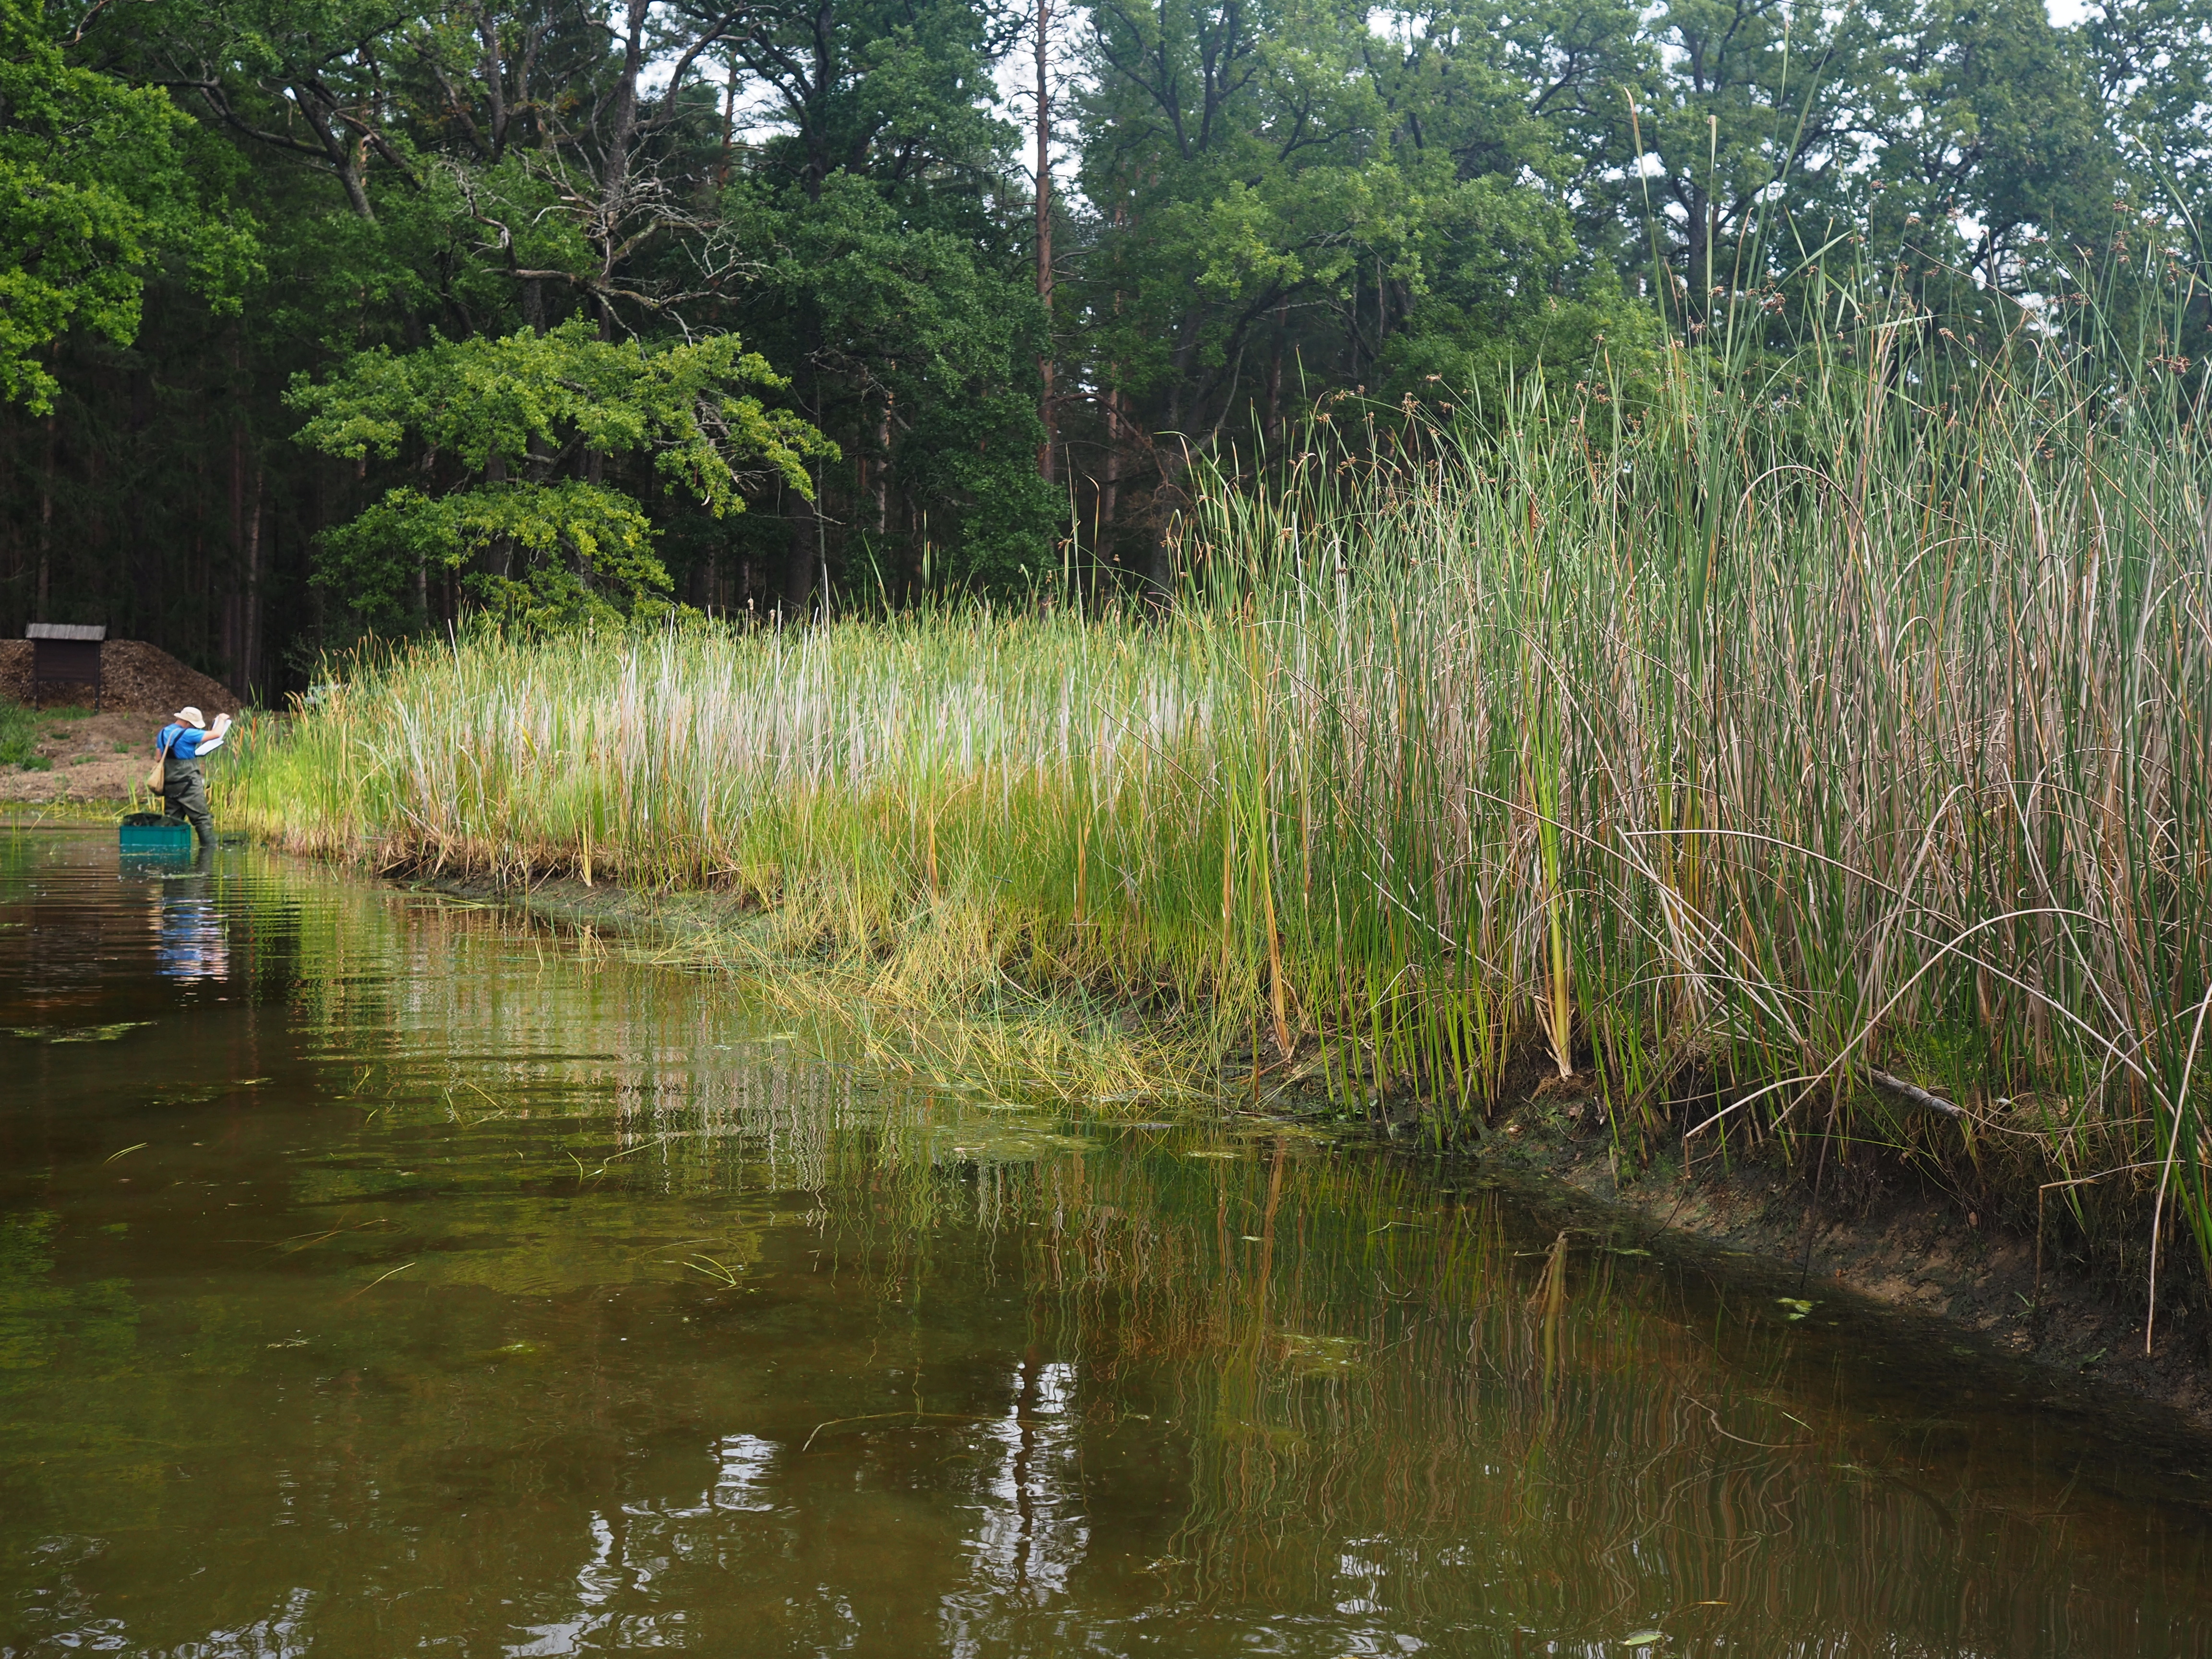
[{"xmin": 0, "ymin": 709, "xmax": 190, "ymax": 806}]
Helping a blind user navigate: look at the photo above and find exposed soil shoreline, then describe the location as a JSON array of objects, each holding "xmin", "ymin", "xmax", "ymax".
[
  {"xmin": 1516, "ymin": 1125, "xmax": 2212, "ymax": 1427},
  {"xmin": 385, "ymin": 864, "xmax": 2212, "ymax": 1436},
  {"xmin": 0, "ymin": 710, "xmax": 166, "ymax": 805}
]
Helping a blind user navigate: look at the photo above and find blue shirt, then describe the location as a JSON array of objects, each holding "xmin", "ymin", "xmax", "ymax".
[{"xmin": 156, "ymin": 723, "xmax": 213, "ymax": 760}]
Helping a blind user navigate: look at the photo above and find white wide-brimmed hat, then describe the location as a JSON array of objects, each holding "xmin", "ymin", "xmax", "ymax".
[{"xmin": 173, "ymin": 707, "xmax": 204, "ymax": 727}]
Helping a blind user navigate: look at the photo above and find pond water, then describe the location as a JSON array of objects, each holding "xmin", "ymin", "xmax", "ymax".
[{"xmin": 3, "ymin": 827, "xmax": 2211, "ymax": 1658}]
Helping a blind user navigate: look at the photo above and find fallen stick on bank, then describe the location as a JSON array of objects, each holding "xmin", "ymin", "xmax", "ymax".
[{"xmin": 1866, "ymin": 1067, "xmax": 1968, "ymax": 1120}]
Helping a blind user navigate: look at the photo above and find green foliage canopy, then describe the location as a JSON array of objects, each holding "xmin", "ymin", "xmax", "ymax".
[
  {"xmin": 289, "ymin": 319, "xmax": 834, "ymax": 628},
  {"xmin": 0, "ymin": 0, "xmax": 253, "ymax": 412},
  {"xmin": 9, "ymin": 0, "xmax": 2212, "ymax": 671}
]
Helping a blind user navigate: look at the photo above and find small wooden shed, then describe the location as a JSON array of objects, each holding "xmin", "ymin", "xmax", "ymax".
[{"xmin": 26, "ymin": 623, "xmax": 106, "ymax": 710}]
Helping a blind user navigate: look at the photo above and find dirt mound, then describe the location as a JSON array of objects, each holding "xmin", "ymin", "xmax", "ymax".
[{"xmin": 0, "ymin": 639, "xmax": 242, "ymax": 715}]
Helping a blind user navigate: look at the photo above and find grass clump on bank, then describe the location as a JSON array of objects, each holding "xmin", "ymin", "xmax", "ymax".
[
  {"xmin": 232, "ymin": 295, "xmax": 2212, "ymax": 1330},
  {"xmin": 0, "ymin": 701, "xmax": 52, "ymax": 769}
]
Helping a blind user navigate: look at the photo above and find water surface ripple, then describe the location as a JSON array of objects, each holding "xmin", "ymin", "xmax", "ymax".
[{"xmin": 2, "ymin": 829, "xmax": 2208, "ymax": 1657}]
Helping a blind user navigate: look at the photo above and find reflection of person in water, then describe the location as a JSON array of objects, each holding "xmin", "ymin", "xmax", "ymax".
[
  {"xmin": 152, "ymin": 706, "xmax": 232, "ymax": 845},
  {"xmin": 153, "ymin": 848, "xmax": 229, "ymax": 982}
]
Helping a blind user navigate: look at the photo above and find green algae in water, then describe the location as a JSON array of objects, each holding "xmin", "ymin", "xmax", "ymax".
[{"xmin": 6, "ymin": 1021, "xmax": 152, "ymax": 1043}]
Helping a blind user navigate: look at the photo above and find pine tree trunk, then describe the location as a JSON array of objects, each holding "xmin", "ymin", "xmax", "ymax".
[
  {"xmin": 1100, "ymin": 385, "xmax": 1123, "ymax": 599},
  {"xmin": 225, "ymin": 391, "xmax": 245, "ymax": 677},
  {"xmin": 1034, "ymin": 0, "xmax": 1056, "ymax": 484},
  {"xmin": 785, "ymin": 480, "xmax": 817, "ymax": 619},
  {"xmin": 36, "ymin": 404, "xmax": 55, "ymax": 624},
  {"xmin": 1264, "ymin": 302, "xmax": 1286, "ymax": 443},
  {"xmin": 242, "ymin": 469, "xmax": 265, "ymax": 702}
]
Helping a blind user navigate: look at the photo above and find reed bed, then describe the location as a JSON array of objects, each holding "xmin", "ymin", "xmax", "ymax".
[{"xmin": 232, "ymin": 316, "xmax": 2212, "ymax": 1317}]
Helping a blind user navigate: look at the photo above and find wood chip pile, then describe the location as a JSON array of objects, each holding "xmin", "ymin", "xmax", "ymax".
[{"xmin": 0, "ymin": 639, "xmax": 243, "ymax": 714}]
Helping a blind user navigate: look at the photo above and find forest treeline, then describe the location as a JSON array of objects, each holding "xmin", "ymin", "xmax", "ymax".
[{"xmin": 4, "ymin": 0, "xmax": 2210, "ymax": 694}]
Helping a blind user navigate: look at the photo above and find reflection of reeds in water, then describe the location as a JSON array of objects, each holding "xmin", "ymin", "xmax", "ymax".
[
  {"xmin": 961, "ymin": 1147, "xmax": 2210, "ymax": 1653},
  {"xmin": 231, "ymin": 858, "xmax": 2208, "ymax": 1650},
  {"xmin": 270, "ymin": 854, "xmax": 1107, "ymax": 1284}
]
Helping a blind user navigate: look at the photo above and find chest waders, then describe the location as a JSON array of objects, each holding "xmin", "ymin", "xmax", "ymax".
[{"xmin": 161, "ymin": 735, "xmax": 216, "ymax": 845}]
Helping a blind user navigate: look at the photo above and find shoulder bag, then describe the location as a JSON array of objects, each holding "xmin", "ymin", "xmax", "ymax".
[{"xmin": 144, "ymin": 729, "xmax": 176, "ymax": 793}]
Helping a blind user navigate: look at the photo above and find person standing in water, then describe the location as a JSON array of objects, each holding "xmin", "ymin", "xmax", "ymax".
[{"xmin": 152, "ymin": 706, "xmax": 232, "ymax": 846}]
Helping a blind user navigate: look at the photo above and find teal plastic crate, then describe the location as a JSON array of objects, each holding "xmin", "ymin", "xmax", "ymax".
[{"xmin": 119, "ymin": 812, "xmax": 194, "ymax": 854}]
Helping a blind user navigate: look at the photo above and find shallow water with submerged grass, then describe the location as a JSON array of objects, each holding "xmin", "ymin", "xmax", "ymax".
[{"xmin": 5, "ymin": 826, "xmax": 2212, "ymax": 1655}]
